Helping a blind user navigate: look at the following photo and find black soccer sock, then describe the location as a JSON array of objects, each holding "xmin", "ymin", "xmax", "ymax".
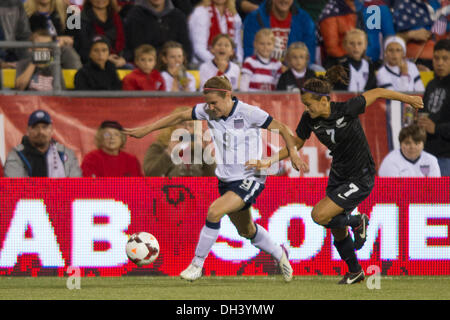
[
  {"xmin": 334, "ymin": 235, "xmax": 361, "ymax": 273},
  {"xmin": 325, "ymin": 213, "xmax": 361, "ymax": 229}
]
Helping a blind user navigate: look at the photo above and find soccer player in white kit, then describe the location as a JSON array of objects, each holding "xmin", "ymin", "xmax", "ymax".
[{"xmin": 124, "ymin": 76, "xmax": 306, "ymax": 282}]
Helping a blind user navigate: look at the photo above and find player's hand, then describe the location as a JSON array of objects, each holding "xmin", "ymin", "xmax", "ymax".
[
  {"xmin": 245, "ymin": 158, "xmax": 272, "ymax": 170},
  {"xmin": 407, "ymin": 28, "xmax": 431, "ymax": 42},
  {"xmin": 290, "ymin": 154, "xmax": 309, "ymax": 173},
  {"xmin": 399, "ymin": 59, "xmax": 408, "ymax": 75},
  {"xmin": 123, "ymin": 126, "xmax": 151, "ymax": 139},
  {"xmin": 408, "ymin": 96, "xmax": 424, "ymax": 109}
]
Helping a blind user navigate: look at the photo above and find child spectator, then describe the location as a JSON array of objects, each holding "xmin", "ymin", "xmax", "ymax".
[
  {"xmin": 318, "ymin": 0, "xmax": 395, "ymax": 68},
  {"xmin": 276, "ymin": 42, "xmax": 315, "ymax": 92},
  {"xmin": 15, "ymin": 29, "xmax": 65, "ymax": 91},
  {"xmin": 240, "ymin": 28, "xmax": 282, "ymax": 91},
  {"xmin": 24, "ymin": 0, "xmax": 82, "ymax": 69},
  {"xmin": 199, "ymin": 34, "xmax": 240, "ymax": 90},
  {"xmin": 74, "ymin": 35, "xmax": 122, "ymax": 90},
  {"xmin": 122, "ymin": 44, "xmax": 165, "ymax": 91},
  {"xmin": 82, "ymin": 120, "xmax": 143, "ymax": 177},
  {"xmin": 378, "ymin": 124, "xmax": 440, "ymax": 177},
  {"xmin": 73, "ymin": 0, "xmax": 127, "ymax": 68},
  {"xmin": 188, "ymin": 0, "xmax": 243, "ymax": 65},
  {"xmin": 157, "ymin": 41, "xmax": 196, "ymax": 92},
  {"xmin": 333, "ymin": 29, "xmax": 377, "ymax": 92},
  {"xmin": 376, "ymin": 36, "xmax": 425, "ymax": 92}
]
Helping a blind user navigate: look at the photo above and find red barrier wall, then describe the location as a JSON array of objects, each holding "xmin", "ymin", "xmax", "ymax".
[{"xmin": 0, "ymin": 177, "xmax": 448, "ymax": 277}]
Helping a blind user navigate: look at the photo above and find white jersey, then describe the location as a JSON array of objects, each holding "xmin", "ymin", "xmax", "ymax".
[
  {"xmin": 192, "ymin": 97, "xmax": 273, "ymax": 183},
  {"xmin": 376, "ymin": 61, "xmax": 425, "ymax": 92},
  {"xmin": 240, "ymin": 55, "xmax": 282, "ymax": 91},
  {"xmin": 378, "ymin": 149, "xmax": 441, "ymax": 177},
  {"xmin": 348, "ymin": 59, "xmax": 370, "ymax": 92},
  {"xmin": 199, "ymin": 60, "xmax": 241, "ymax": 91},
  {"xmin": 188, "ymin": 5, "xmax": 243, "ymax": 64}
]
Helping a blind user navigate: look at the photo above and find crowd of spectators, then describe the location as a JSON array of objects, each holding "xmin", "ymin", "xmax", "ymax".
[
  {"xmin": 0, "ymin": 0, "xmax": 449, "ymax": 177},
  {"xmin": 0, "ymin": 0, "xmax": 448, "ymax": 92}
]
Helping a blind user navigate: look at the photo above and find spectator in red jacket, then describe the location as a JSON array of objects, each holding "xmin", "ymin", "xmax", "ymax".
[
  {"xmin": 73, "ymin": 0, "xmax": 127, "ymax": 68},
  {"xmin": 122, "ymin": 44, "xmax": 165, "ymax": 91},
  {"xmin": 82, "ymin": 120, "xmax": 143, "ymax": 177}
]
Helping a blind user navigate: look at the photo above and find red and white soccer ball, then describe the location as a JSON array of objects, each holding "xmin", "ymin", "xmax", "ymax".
[{"xmin": 126, "ymin": 232, "xmax": 160, "ymax": 266}]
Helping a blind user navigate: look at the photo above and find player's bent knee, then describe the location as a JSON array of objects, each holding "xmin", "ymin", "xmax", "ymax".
[{"xmin": 207, "ymin": 206, "xmax": 224, "ymax": 223}]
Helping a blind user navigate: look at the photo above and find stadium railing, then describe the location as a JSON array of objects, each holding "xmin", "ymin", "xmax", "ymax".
[{"xmin": 0, "ymin": 41, "xmax": 436, "ymax": 91}]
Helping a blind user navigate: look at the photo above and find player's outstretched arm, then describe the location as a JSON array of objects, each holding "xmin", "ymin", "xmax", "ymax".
[
  {"xmin": 362, "ymin": 88, "xmax": 424, "ymax": 109},
  {"xmin": 123, "ymin": 109, "xmax": 193, "ymax": 139},
  {"xmin": 246, "ymin": 119, "xmax": 308, "ymax": 172}
]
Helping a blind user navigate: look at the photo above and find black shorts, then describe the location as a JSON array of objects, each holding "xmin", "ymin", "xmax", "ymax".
[
  {"xmin": 326, "ymin": 171, "xmax": 375, "ymax": 214},
  {"xmin": 218, "ymin": 179, "xmax": 265, "ymax": 210}
]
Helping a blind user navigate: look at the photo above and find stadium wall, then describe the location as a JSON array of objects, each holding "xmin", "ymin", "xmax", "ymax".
[
  {"xmin": 0, "ymin": 177, "xmax": 448, "ymax": 277},
  {"xmin": 0, "ymin": 93, "xmax": 389, "ymax": 175}
]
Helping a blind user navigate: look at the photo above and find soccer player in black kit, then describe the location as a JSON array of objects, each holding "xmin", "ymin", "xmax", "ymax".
[{"xmin": 247, "ymin": 66, "xmax": 424, "ymax": 284}]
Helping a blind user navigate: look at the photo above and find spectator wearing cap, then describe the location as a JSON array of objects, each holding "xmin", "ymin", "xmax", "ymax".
[
  {"xmin": 376, "ymin": 36, "xmax": 424, "ymax": 92},
  {"xmin": 81, "ymin": 120, "xmax": 143, "ymax": 177},
  {"xmin": 72, "ymin": 0, "xmax": 127, "ymax": 68},
  {"xmin": 0, "ymin": 0, "xmax": 32, "ymax": 62},
  {"xmin": 74, "ymin": 35, "xmax": 122, "ymax": 90},
  {"xmin": 4, "ymin": 110, "xmax": 82, "ymax": 177}
]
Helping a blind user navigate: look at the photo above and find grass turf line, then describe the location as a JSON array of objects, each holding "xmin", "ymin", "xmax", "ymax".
[{"xmin": 0, "ymin": 276, "xmax": 449, "ymax": 300}]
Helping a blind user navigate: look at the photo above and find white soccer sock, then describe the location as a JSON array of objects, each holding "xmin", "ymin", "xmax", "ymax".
[
  {"xmin": 191, "ymin": 221, "xmax": 220, "ymax": 268},
  {"xmin": 251, "ymin": 224, "xmax": 282, "ymax": 261}
]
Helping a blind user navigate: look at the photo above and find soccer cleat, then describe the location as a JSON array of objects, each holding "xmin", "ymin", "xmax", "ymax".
[
  {"xmin": 338, "ymin": 269, "xmax": 365, "ymax": 285},
  {"xmin": 180, "ymin": 263, "xmax": 202, "ymax": 281},
  {"xmin": 353, "ymin": 214, "xmax": 369, "ymax": 250},
  {"xmin": 278, "ymin": 245, "xmax": 293, "ymax": 282}
]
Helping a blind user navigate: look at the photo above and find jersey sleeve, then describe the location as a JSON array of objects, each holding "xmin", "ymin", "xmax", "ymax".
[
  {"xmin": 295, "ymin": 113, "xmax": 312, "ymax": 140},
  {"xmin": 247, "ymin": 106, "xmax": 273, "ymax": 129},
  {"xmin": 191, "ymin": 104, "xmax": 208, "ymax": 121},
  {"xmin": 344, "ymin": 95, "xmax": 367, "ymax": 118}
]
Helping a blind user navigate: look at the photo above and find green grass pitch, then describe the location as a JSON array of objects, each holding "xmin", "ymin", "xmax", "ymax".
[{"xmin": 0, "ymin": 276, "xmax": 449, "ymax": 300}]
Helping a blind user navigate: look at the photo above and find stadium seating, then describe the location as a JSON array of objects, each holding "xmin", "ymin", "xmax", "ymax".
[{"xmin": 1, "ymin": 69, "xmax": 202, "ymax": 90}]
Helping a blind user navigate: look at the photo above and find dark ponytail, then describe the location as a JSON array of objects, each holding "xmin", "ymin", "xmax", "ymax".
[{"xmin": 302, "ymin": 65, "xmax": 349, "ymax": 100}]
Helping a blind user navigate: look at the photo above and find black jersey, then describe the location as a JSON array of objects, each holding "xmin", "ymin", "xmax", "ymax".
[{"xmin": 296, "ymin": 95, "xmax": 376, "ymax": 179}]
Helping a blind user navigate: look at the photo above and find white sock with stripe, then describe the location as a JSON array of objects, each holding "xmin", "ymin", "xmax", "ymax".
[
  {"xmin": 251, "ymin": 224, "xmax": 282, "ymax": 261},
  {"xmin": 191, "ymin": 220, "xmax": 220, "ymax": 268}
]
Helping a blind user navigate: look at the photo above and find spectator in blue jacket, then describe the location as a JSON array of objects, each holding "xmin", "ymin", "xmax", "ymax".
[{"xmin": 243, "ymin": 0, "xmax": 316, "ymax": 64}]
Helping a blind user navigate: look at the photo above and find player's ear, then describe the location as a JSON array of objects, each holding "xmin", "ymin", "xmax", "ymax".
[{"xmin": 319, "ymin": 96, "xmax": 329, "ymax": 106}]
